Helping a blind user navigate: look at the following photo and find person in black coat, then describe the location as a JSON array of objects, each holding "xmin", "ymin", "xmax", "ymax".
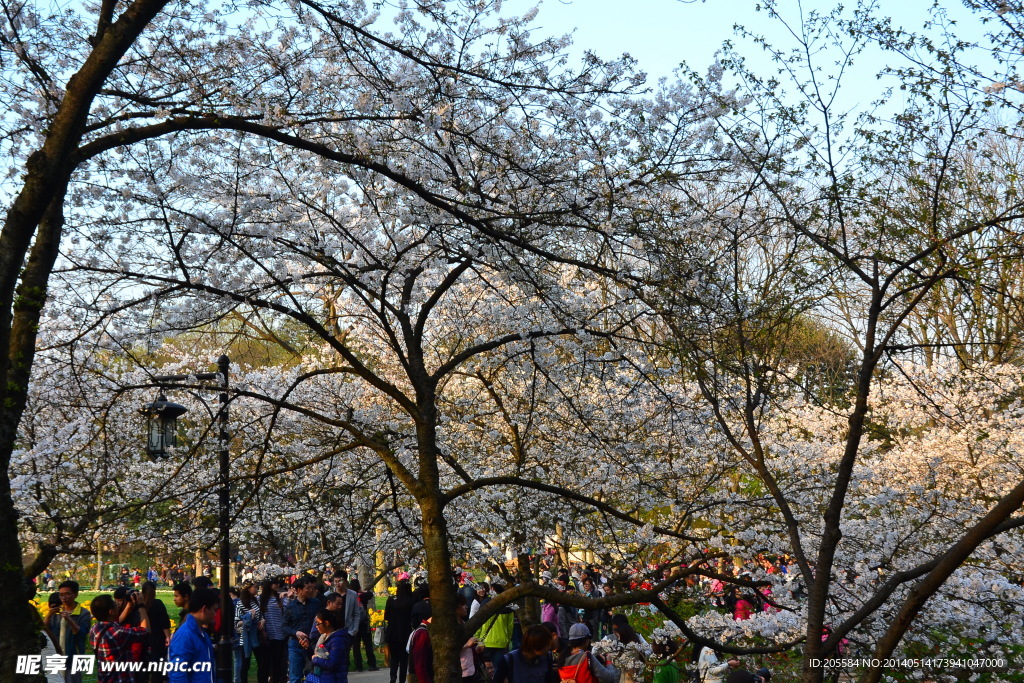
[
  {"xmin": 348, "ymin": 579, "xmax": 378, "ymax": 671},
  {"xmin": 383, "ymin": 580, "xmax": 415, "ymax": 683}
]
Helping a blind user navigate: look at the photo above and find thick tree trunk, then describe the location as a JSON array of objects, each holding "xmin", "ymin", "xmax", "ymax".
[
  {"xmin": 0, "ymin": 3, "xmax": 173, "ymax": 679},
  {"xmin": 515, "ymin": 552, "xmax": 540, "ymax": 627},
  {"xmin": 420, "ymin": 495, "xmax": 463, "ymax": 683},
  {"xmin": 0, "ymin": 468, "xmax": 39, "ymax": 682},
  {"xmin": 0, "ymin": 196, "xmax": 67, "ymax": 681}
]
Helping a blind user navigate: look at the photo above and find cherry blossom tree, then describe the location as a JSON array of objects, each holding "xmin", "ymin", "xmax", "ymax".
[
  {"xmin": 0, "ymin": 0, "xmax": 185, "ymax": 670},
  {"xmin": 0, "ymin": 0, "xmax": 646, "ymax": 674},
  {"xmin": 638, "ymin": 3, "xmax": 1024, "ymax": 682},
  {"xmin": 13, "ymin": 345, "xmax": 413, "ymax": 571},
  {"xmin": 11, "ymin": 3, "xmax": 1024, "ymax": 683},
  {"xmin": 4, "ymin": 0, "xmax": 726, "ymax": 677}
]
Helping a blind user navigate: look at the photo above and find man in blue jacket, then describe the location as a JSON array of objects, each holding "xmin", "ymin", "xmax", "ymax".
[{"xmin": 168, "ymin": 588, "xmax": 218, "ymax": 683}]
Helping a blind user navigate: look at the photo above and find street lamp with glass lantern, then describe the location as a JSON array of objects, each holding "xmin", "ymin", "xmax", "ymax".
[
  {"xmin": 141, "ymin": 355, "xmax": 232, "ymax": 682},
  {"xmin": 140, "ymin": 393, "xmax": 188, "ymax": 459}
]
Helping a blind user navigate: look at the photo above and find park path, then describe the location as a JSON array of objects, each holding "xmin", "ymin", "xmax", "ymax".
[{"xmin": 349, "ymin": 666, "xmax": 391, "ymax": 683}]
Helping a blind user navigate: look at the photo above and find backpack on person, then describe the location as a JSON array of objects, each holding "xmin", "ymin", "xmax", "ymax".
[
  {"xmin": 558, "ymin": 653, "xmax": 597, "ymax": 683},
  {"xmin": 406, "ymin": 624, "xmax": 425, "ymax": 654}
]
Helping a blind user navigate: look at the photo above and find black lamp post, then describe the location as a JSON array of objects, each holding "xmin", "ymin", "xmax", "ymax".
[{"xmin": 142, "ymin": 355, "xmax": 232, "ymax": 683}]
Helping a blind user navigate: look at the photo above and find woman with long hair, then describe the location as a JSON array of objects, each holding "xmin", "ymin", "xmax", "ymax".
[
  {"xmin": 491, "ymin": 624, "xmax": 555, "ymax": 683},
  {"xmin": 606, "ymin": 621, "xmax": 648, "ymax": 683},
  {"xmin": 383, "ymin": 579, "xmax": 414, "ymax": 683},
  {"xmin": 235, "ymin": 580, "xmax": 267, "ymax": 683},
  {"xmin": 259, "ymin": 578, "xmax": 287, "ymax": 683}
]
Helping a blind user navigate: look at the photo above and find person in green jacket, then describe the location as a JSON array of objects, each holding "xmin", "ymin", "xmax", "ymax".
[
  {"xmin": 475, "ymin": 584, "xmax": 515, "ymax": 676},
  {"xmin": 651, "ymin": 636, "xmax": 686, "ymax": 683}
]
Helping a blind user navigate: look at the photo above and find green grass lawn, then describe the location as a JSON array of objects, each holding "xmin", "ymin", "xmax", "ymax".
[{"xmin": 76, "ymin": 589, "xmax": 182, "ymax": 622}]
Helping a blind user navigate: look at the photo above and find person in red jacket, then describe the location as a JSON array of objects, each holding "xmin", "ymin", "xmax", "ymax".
[{"xmin": 408, "ymin": 606, "xmax": 432, "ymax": 683}]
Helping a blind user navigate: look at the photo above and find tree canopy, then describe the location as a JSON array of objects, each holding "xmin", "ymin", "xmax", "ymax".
[{"xmin": 4, "ymin": 1, "xmax": 1024, "ymax": 682}]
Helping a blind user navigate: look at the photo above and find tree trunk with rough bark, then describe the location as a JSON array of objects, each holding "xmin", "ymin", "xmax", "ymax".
[{"xmin": 0, "ymin": 2, "xmax": 173, "ymax": 678}]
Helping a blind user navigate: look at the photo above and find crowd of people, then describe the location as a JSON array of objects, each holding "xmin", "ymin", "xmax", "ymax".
[
  {"xmin": 36, "ymin": 559, "xmax": 780, "ymax": 683},
  {"xmin": 39, "ymin": 565, "xmax": 202, "ymax": 593},
  {"xmin": 371, "ymin": 564, "xmax": 774, "ymax": 683},
  {"xmin": 131, "ymin": 569, "xmax": 379, "ymax": 683},
  {"xmin": 40, "ymin": 578, "xmax": 218, "ymax": 683}
]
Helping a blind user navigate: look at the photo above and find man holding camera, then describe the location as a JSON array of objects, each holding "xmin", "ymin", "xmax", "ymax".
[
  {"xmin": 114, "ymin": 587, "xmax": 148, "ymax": 667},
  {"xmin": 89, "ymin": 592, "xmax": 151, "ymax": 683}
]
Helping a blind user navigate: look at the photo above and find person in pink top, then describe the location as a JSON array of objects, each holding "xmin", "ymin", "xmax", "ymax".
[{"xmin": 733, "ymin": 594, "xmax": 755, "ymax": 621}]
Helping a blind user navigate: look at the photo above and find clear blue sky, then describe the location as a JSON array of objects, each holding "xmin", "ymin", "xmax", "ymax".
[{"xmin": 498, "ymin": 0, "xmax": 989, "ymax": 84}]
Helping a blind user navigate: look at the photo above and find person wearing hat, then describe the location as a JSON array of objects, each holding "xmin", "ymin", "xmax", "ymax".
[{"xmin": 561, "ymin": 623, "xmax": 619, "ymax": 683}]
